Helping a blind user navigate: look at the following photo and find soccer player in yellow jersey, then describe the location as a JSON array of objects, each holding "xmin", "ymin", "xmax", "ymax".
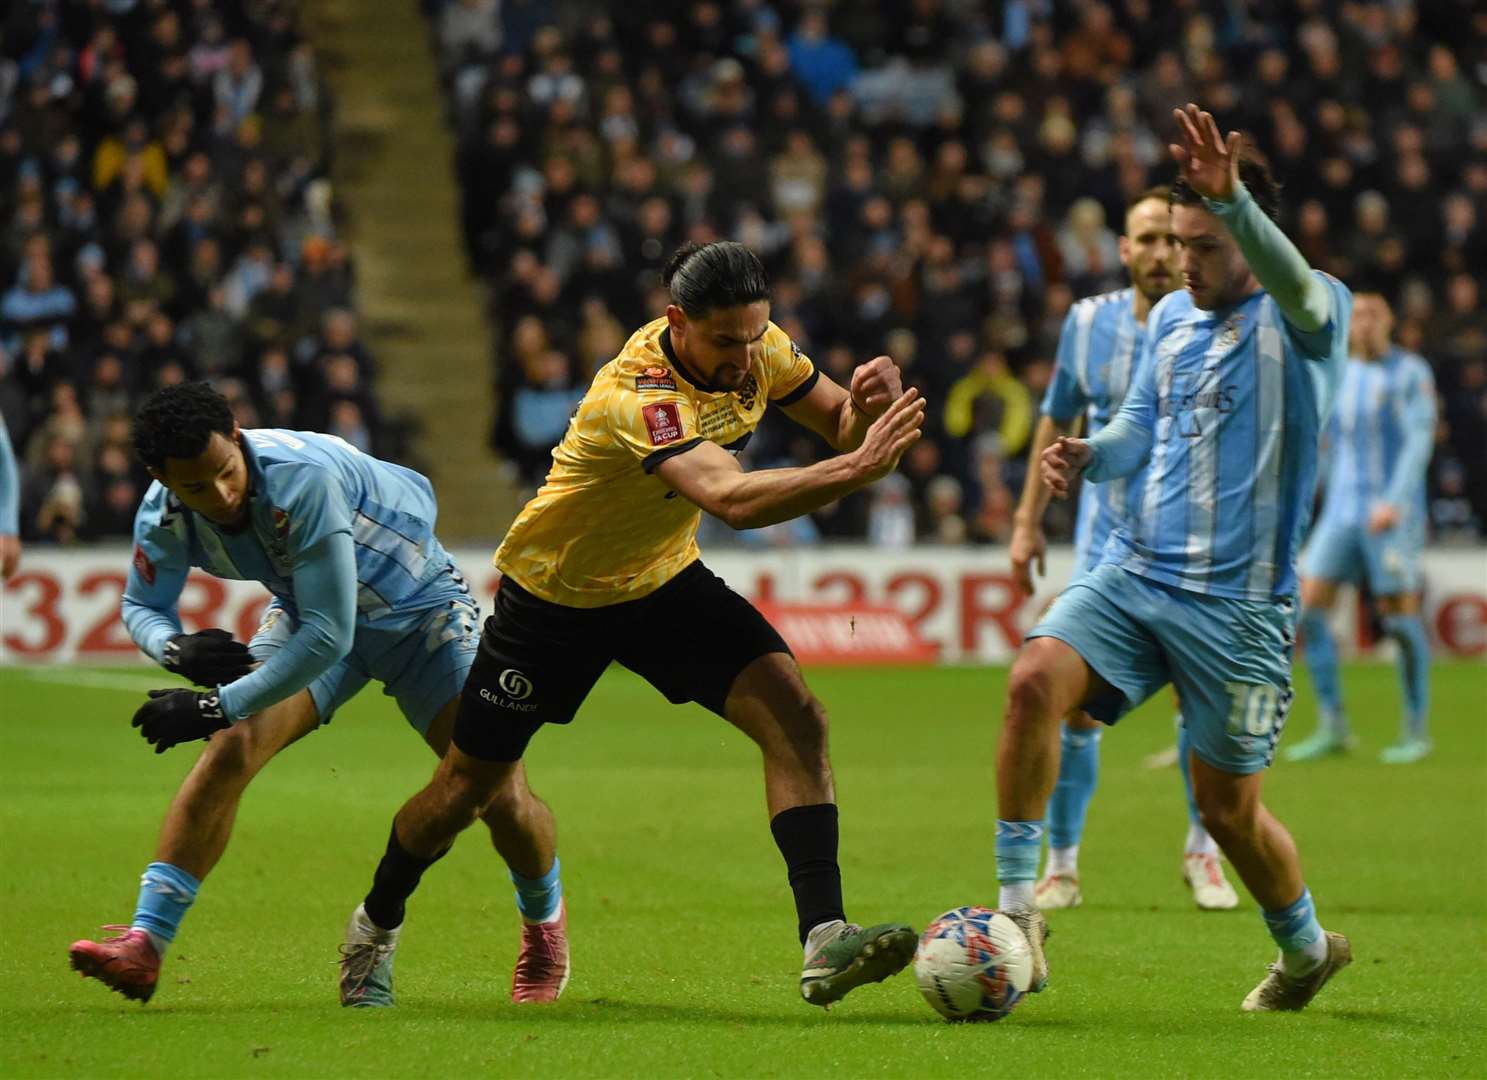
[{"xmin": 338, "ymin": 242, "xmax": 927, "ymax": 1010}]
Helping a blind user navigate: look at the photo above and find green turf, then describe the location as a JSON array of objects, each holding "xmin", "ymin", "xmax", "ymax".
[{"xmin": 1, "ymin": 662, "xmax": 1483, "ymax": 1078}]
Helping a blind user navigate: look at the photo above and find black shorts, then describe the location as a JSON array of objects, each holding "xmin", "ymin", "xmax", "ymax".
[{"xmin": 452, "ymin": 560, "xmax": 791, "ymax": 762}]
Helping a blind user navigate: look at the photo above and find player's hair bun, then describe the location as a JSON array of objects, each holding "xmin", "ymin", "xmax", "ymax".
[{"xmin": 662, "ymin": 242, "xmax": 705, "ymax": 289}]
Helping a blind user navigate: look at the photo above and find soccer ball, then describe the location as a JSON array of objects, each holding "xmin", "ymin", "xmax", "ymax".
[{"xmin": 913, "ymin": 906, "xmax": 1033, "ymax": 1022}]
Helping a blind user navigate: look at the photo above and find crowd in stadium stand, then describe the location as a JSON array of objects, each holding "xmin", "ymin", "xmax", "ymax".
[
  {"xmin": 426, "ymin": 0, "xmax": 1485, "ymax": 545},
  {"xmin": 1, "ymin": 0, "xmax": 393, "ymax": 544}
]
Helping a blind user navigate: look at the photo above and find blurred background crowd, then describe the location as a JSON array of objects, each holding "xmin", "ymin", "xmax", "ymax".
[
  {"xmin": 427, "ymin": 0, "xmax": 1485, "ymax": 547},
  {"xmin": 2, "ymin": 0, "xmax": 1483, "ymax": 548},
  {"xmin": 0, "ymin": 0, "xmax": 401, "ymax": 543}
]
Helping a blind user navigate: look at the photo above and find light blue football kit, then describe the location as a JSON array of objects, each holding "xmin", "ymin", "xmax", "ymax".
[
  {"xmin": 1302, "ymin": 350, "xmax": 1435, "ymax": 596},
  {"xmin": 123, "ymin": 428, "xmax": 479, "ymax": 733},
  {"xmin": 1032, "ymin": 190, "xmax": 1352, "ymax": 776},
  {"xmin": 120, "ymin": 428, "xmax": 479, "ymax": 952},
  {"xmin": 1000, "ymin": 183, "xmax": 1348, "ymax": 982},
  {"xmin": 1296, "ymin": 350, "xmax": 1435, "ymax": 748}
]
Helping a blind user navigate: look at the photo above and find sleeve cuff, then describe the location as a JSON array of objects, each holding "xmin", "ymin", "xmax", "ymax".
[
  {"xmin": 1084, "ymin": 441, "xmax": 1106, "ymax": 483},
  {"xmin": 642, "ymin": 437, "xmax": 705, "ymax": 473},
  {"xmin": 1202, "ymin": 182, "xmax": 1252, "ymax": 218},
  {"xmin": 771, "ymin": 367, "xmax": 819, "ymax": 406}
]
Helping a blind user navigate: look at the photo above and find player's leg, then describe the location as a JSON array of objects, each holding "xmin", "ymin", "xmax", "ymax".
[
  {"xmin": 68, "ymin": 688, "xmax": 325, "ymax": 1002},
  {"xmin": 720, "ymin": 651, "xmax": 918, "ymax": 1007},
  {"xmin": 1289, "ymin": 524, "xmax": 1354, "ymax": 760},
  {"xmin": 1376, "ymin": 593, "xmax": 1431, "ymax": 762},
  {"xmin": 419, "ymin": 694, "xmax": 567, "ymax": 1003},
  {"xmin": 338, "ymin": 692, "xmax": 562, "ymax": 1008},
  {"xmin": 1187, "ymin": 756, "xmax": 1350, "ymax": 1010},
  {"xmin": 1364, "ymin": 528, "xmax": 1432, "ymax": 762},
  {"xmin": 395, "ymin": 590, "xmax": 563, "ymax": 903},
  {"xmin": 617, "ymin": 562, "xmax": 915, "ymax": 1008},
  {"xmin": 422, "ymin": 700, "xmax": 558, "ymax": 885},
  {"xmin": 1036, "ymin": 709, "xmax": 1101, "ymax": 909},
  {"xmin": 346, "ymin": 579, "xmax": 601, "ymax": 1005},
  {"xmin": 996, "ymin": 566, "xmax": 1168, "ymax": 993},
  {"xmin": 1177, "ymin": 713, "xmax": 1238, "ymax": 910},
  {"xmin": 1168, "ymin": 596, "xmax": 1351, "ymax": 1010}
]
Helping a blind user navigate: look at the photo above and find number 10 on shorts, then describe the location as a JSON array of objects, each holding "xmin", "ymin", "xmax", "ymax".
[{"xmin": 1225, "ymin": 682, "xmax": 1282, "ymax": 737}]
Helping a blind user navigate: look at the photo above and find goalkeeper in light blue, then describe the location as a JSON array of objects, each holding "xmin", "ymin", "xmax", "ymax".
[
  {"xmin": 1008, "ymin": 186, "xmax": 1237, "ymax": 913},
  {"xmin": 994, "ymin": 107, "xmax": 1352, "ymax": 1012},
  {"xmin": 66, "ymin": 382, "xmax": 555, "ymax": 1007},
  {"xmin": 1287, "ymin": 292, "xmax": 1436, "ymax": 765}
]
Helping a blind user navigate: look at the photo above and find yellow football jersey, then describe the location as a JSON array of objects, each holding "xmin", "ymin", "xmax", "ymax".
[{"xmin": 494, "ymin": 317, "xmax": 818, "ymax": 607}]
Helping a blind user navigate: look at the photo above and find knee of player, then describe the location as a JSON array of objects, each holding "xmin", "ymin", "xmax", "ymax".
[
  {"xmin": 779, "ymin": 692, "xmax": 830, "ymax": 758},
  {"xmin": 437, "ymin": 759, "xmax": 504, "ymax": 823},
  {"xmin": 478, "ymin": 769, "xmax": 530, "ymax": 820},
  {"xmin": 1194, "ymin": 789, "xmax": 1253, "ymax": 841},
  {"xmin": 1006, "ymin": 656, "xmax": 1059, "ymax": 725},
  {"xmin": 799, "ymin": 692, "xmax": 829, "ymax": 736},
  {"xmin": 198, "ymin": 722, "xmax": 257, "ymax": 782}
]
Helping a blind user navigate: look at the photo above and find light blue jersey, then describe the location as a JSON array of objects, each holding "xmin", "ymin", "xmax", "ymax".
[
  {"xmin": 1089, "ymin": 271, "xmax": 1353, "ymax": 601},
  {"xmin": 123, "ymin": 429, "xmax": 474, "ymax": 725},
  {"xmin": 1316, "ymin": 349, "xmax": 1435, "ymax": 530},
  {"xmin": 1042, "ymin": 288, "xmax": 1144, "ymax": 573},
  {"xmin": 0, "ymin": 412, "xmax": 17, "ymax": 536},
  {"xmin": 1300, "ymin": 349, "xmax": 1435, "ymax": 595}
]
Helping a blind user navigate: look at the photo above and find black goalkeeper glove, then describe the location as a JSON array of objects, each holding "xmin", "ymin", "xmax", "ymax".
[
  {"xmin": 162, "ymin": 629, "xmax": 254, "ymax": 686},
  {"xmin": 132, "ymin": 689, "xmax": 231, "ymax": 753}
]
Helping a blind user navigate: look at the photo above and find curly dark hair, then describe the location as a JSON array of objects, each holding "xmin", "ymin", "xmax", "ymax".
[{"xmin": 132, "ymin": 381, "xmax": 236, "ymax": 470}]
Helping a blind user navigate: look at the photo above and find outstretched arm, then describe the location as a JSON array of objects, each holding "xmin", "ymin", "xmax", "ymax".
[
  {"xmin": 1041, "ymin": 345, "xmax": 1160, "ymax": 497},
  {"xmin": 657, "ymin": 389, "xmax": 925, "ymax": 529},
  {"xmin": 1170, "ymin": 104, "xmax": 1331, "ymax": 334}
]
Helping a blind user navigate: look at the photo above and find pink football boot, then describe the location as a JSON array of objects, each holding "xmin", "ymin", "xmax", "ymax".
[
  {"xmin": 69, "ymin": 925, "xmax": 161, "ymax": 1002},
  {"xmin": 511, "ymin": 901, "xmax": 570, "ymax": 1003}
]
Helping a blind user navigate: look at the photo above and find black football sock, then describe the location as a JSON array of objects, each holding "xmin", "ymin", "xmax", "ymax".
[
  {"xmin": 362, "ymin": 821, "xmax": 449, "ymax": 931},
  {"xmin": 770, "ymin": 802, "xmax": 846, "ymax": 945}
]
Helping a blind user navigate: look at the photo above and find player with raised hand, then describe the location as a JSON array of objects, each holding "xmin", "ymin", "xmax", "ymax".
[
  {"xmin": 66, "ymin": 382, "xmax": 492, "ymax": 1004},
  {"xmin": 997, "ymin": 105, "xmax": 1354, "ymax": 1011},
  {"xmin": 1287, "ymin": 293, "xmax": 1437, "ymax": 764},
  {"xmin": 338, "ymin": 241, "xmax": 926, "ymax": 1011},
  {"xmin": 1010, "ymin": 185, "xmax": 1237, "ymax": 912}
]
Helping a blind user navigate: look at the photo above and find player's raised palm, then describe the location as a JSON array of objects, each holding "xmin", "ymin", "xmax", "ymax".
[
  {"xmin": 1169, "ymin": 103, "xmax": 1240, "ymax": 202},
  {"xmin": 855, "ymin": 388, "xmax": 925, "ymax": 481}
]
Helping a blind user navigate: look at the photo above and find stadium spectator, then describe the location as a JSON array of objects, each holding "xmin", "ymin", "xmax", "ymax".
[{"xmin": 2, "ymin": 0, "xmax": 399, "ymax": 543}]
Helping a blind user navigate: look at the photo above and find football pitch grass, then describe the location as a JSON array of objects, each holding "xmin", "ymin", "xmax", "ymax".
[{"xmin": 1, "ymin": 662, "xmax": 1483, "ymax": 1078}]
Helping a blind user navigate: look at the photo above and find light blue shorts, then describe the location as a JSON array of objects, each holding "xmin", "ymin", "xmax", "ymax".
[
  {"xmin": 1028, "ymin": 564, "xmax": 1295, "ymax": 775},
  {"xmin": 1301, "ymin": 518, "xmax": 1422, "ymax": 596},
  {"xmin": 249, "ymin": 562, "xmax": 480, "ymax": 734}
]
